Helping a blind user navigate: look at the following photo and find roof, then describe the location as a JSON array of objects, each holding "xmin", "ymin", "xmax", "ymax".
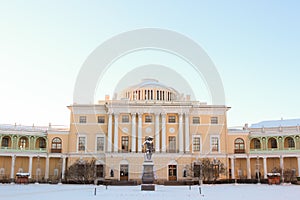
[
  {"xmin": 250, "ymin": 119, "xmax": 300, "ymax": 128},
  {"xmin": 126, "ymin": 79, "xmax": 179, "ymax": 93}
]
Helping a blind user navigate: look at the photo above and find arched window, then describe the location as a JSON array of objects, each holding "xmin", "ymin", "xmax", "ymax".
[
  {"xmin": 51, "ymin": 137, "xmax": 62, "ymax": 153},
  {"xmin": 284, "ymin": 137, "xmax": 295, "ymax": 148},
  {"xmin": 268, "ymin": 137, "xmax": 277, "ymax": 149},
  {"xmin": 234, "ymin": 138, "xmax": 245, "ymax": 153},
  {"xmin": 1, "ymin": 136, "xmax": 10, "ymax": 148},
  {"xmin": 250, "ymin": 138, "xmax": 261, "ymax": 150},
  {"xmin": 36, "ymin": 137, "xmax": 46, "ymax": 149},
  {"xmin": 19, "ymin": 137, "xmax": 28, "ymax": 150}
]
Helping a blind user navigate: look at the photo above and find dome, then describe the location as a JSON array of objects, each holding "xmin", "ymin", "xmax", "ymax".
[{"xmin": 120, "ymin": 79, "xmax": 180, "ymax": 101}]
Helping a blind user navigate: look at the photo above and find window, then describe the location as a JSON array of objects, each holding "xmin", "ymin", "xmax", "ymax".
[
  {"xmin": 121, "ymin": 136, "xmax": 129, "ymax": 152},
  {"xmin": 19, "ymin": 137, "xmax": 27, "ymax": 149},
  {"xmin": 97, "ymin": 116, "xmax": 105, "ymax": 124},
  {"xmin": 78, "ymin": 136, "xmax": 86, "ymax": 151},
  {"xmin": 1, "ymin": 137, "xmax": 9, "ymax": 147},
  {"xmin": 168, "ymin": 136, "xmax": 176, "ymax": 153},
  {"xmin": 168, "ymin": 165, "xmax": 177, "ymax": 181},
  {"xmin": 252, "ymin": 138, "xmax": 261, "ymax": 149},
  {"xmin": 96, "ymin": 137, "xmax": 105, "ymax": 152},
  {"xmin": 211, "ymin": 136, "xmax": 219, "ymax": 152},
  {"xmin": 211, "ymin": 117, "xmax": 218, "ymax": 124},
  {"xmin": 122, "ymin": 115, "xmax": 129, "ymax": 123},
  {"xmin": 285, "ymin": 137, "xmax": 295, "ymax": 148},
  {"xmin": 79, "ymin": 116, "xmax": 87, "ymax": 123},
  {"xmin": 234, "ymin": 138, "xmax": 245, "ymax": 153},
  {"xmin": 193, "ymin": 117, "xmax": 200, "ymax": 124},
  {"xmin": 51, "ymin": 137, "xmax": 62, "ymax": 153},
  {"xmin": 145, "ymin": 115, "xmax": 152, "ymax": 123},
  {"xmin": 268, "ymin": 137, "xmax": 277, "ymax": 149},
  {"xmin": 38, "ymin": 138, "xmax": 46, "ymax": 148},
  {"xmin": 168, "ymin": 116, "xmax": 176, "ymax": 123},
  {"xmin": 193, "ymin": 136, "xmax": 201, "ymax": 152}
]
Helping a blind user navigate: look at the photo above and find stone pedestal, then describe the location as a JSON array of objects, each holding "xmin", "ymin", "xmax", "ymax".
[{"xmin": 141, "ymin": 161, "xmax": 155, "ymax": 191}]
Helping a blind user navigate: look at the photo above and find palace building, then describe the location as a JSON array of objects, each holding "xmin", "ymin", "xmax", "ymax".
[{"xmin": 0, "ymin": 79, "xmax": 299, "ymax": 183}]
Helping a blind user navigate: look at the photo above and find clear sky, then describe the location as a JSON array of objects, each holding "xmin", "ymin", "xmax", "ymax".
[{"xmin": 0, "ymin": 0, "xmax": 299, "ymax": 128}]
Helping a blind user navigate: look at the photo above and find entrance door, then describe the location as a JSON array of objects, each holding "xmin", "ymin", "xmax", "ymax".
[
  {"xmin": 96, "ymin": 165, "xmax": 104, "ymax": 178},
  {"xmin": 168, "ymin": 165, "xmax": 177, "ymax": 181},
  {"xmin": 120, "ymin": 164, "xmax": 128, "ymax": 181}
]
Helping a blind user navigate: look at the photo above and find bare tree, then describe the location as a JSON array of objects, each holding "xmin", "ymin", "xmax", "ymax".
[
  {"xmin": 192, "ymin": 158, "xmax": 225, "ymax": 182},
  {"xmin": 65, "ymin": 159, "xmax": 96, "ymax": 183}
]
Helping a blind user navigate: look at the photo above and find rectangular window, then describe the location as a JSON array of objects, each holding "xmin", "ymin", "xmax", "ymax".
[
  {"xmin": 193, "ymin": 136, "xmax": 201, "ymax": 152},
  {"xmin": 193, "ymin": 117, "xmax": 200, "ymax": 124},
  {"xmin": 145, "ymin": 115, "xmax": 152, "ymax": 123},
  {"xmin": 79, "ymin": 116, "xmax": 87, "ymax": 123},
  {"xmin": 78, "ymin": 136, "xmax": 86, "ymax": 151},
  {"xmin": 97, "ymin": 116, "xmax": 105, "ymax": 124},
  {"xmin": 122, "ymin": 115, "xmax": 129, "ymax": 123},
  {"xmin": 121, "ymin": 136, "xmax": 129, "ymax": 152},
  {"xmin": 168, "ymin": 136, "xmax": 176, "ymax": 153},
  {"xmin": 211, "ymin": 136, "xmax": 219, "ymax": 152},
  {"xmin": 211, "ymin": 117, "xmax": 218, "ymax": 124},
  {"xmin": 96, "ymin": 137, "xmax": 105, "ymax": 152},
  {"xmin": 168, "ymin": 116, "xmax": 176, "ymax": 123}
]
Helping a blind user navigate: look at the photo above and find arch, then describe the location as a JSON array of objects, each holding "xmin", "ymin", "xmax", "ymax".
[
  {"xmin": 268, "ymin": 137, "xmax": 278, "ymax": 149},
  {"xmin": 284, "ymin": 137, "xmax": 295, "ymax": 149},
  {"xmin": 18, "ymin": 136, "xmax": 28, "ymax": 150},
  {"xmin": 51, "ymin": 137, "xmax": 62, "ymax": 153},
  {"xmin": 1, "ymin": 136, "xmax": 11, "ymax": 148},
  {"xmin": 119, "ymin": 159, "xmax": 129, "ymax": 165},
  {"xmin": 234, "ymin": 138, "xmax": 245, "ymax": 153},
  {"xmin": 250, "ymin": 138, "xmax": 261, "ymax": 150},
  {"xmin": 35, "ymin": 137, "xmax": 46, "ymax": 149}
]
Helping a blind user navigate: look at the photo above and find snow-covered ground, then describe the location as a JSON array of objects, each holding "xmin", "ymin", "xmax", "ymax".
[{"xmin": 0, "ymin": 183, "xmax": 299, "ymax": 200}]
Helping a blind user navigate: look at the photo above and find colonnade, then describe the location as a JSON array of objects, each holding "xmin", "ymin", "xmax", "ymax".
[{"xmin": 107, "ymin": 112, "xmax": 190, "ymax": 153}]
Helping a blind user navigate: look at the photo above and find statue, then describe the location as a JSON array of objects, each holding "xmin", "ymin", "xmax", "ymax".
[{"xmin": 142, "ymin": 136, "xmax": 154, "ymax": 161}]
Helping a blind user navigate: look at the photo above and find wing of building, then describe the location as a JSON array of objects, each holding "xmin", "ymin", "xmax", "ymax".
[{"xmin": 0, "ymin": 79, "xmax": 299, "ymax": 184}]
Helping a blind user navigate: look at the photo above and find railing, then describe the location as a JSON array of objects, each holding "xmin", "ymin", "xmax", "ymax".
[
  {"xmin": 250, "ymin": 148, "xmax": 300, "ymax": 154},
  {"xmin": 51, "ymin": 149, "xmax": 62, "ymax": 153},
  {"xmin": 0, "ymin": 147, "xmax": 47, "ymax": 153},
  {"xmin": 234, "ymin": 149, "xmax": 245, "ymax": 154}
]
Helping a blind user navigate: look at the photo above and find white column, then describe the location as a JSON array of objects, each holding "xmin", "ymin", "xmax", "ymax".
[
  {"xmin": 131, "ymin": 113, "xmax": 136, "ymax": 153},
  {"xmin": 107, "ymin": 113, "xmax": 113, "ymax": 152},
  {"xmin": 45, "ymin": 156, "xmax": 50, "ymax": 180},
  {"xmin": 185, "ymin": 113, "xmax": 190, "ymax": 153},
  {"xmin": 113, "ymin": 114, "xmax": 119, "ymax": 153},
  {"xmin": 28, "ymin": 156, "xmax": 33, "ymax": 178},
  {"xmin": 297, "ymin": 157, "xmax": 300, "ymax": 177},
  {"xmin": 263, "ymin": 157, "xmax": 268, "ymax": 179},
  {"xmin": 155, "ymin": 113, "xmax": 160, "ymax": 152},
  {"xmin": 246, "ymin": 157, "xmax": 251, "ymax": 179},
  {"xmin": 280, "ymin": 156, "xmax": 284, "ymax": 170},
  {"xmin": 137, "ymin": 113, "xmax": 143, "ymax": 152},
  {"xmin": 231, "ymin": 157, "xmax": 235, "ymax": 179},
  {"xmin": 61, "ymin": 156, "xmax": 66, "ymax": 179},
  {"xmin": 161, "ymin": 113, "xmax": 166, "ymax": 152},
  {"xmin": 10, "ymin": 155, "xmax": 16, "ymax": 180},
  {"xmin": 178, "ymin": 113, "xmax": 184, "ymax": 153}
]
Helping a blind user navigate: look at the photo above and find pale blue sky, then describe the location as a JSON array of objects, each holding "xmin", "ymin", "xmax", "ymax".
[{"xmin": 0, "ymin": 0, "xmax": 299, "ymax": 127}]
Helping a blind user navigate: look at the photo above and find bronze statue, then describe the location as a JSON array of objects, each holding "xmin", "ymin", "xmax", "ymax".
[{"xmin": 142, "ymin": 136, "xmax": 154, "ymax": 160}]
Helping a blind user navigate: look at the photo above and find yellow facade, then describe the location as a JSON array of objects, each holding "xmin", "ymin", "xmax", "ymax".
[{"xmin": 0, "ymin": 79, "xmax": 300, "ymax": 184}]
